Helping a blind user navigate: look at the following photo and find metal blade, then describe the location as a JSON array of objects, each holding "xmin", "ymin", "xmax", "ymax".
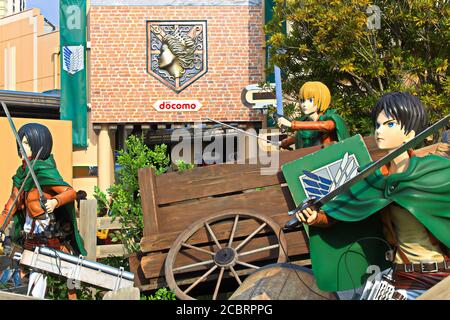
[
  {"xmin": 274, "ymin": 65, "xmax": 283, "ymax": 116},
  {"xmin": 205, "ymin": 117, "xmax": 281, "ymax": 147},
  {"xmin": 1, "ymin": 102, "xmax": 47, "ymax": 210},
  {"xmin": 316, "ymin": 114, "xmax": 449, "ymax": 207}
]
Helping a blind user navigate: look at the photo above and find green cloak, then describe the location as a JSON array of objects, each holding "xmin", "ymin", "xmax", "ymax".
[
  {"xmin": 11, "ymin": 155, "xmax": 86, "ymax": 256},
  {"xmin": 309, "ymin": 154, "xmax": 450, "ymax": 292},
  {"xmin": 295, "ymin": 109, "xmax": 350, "ymax": 149}
]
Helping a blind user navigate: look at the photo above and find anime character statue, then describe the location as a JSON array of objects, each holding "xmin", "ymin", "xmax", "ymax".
[
  {"xmin": 295, "ymin": 92, "xmax": 449, "ymax": 299},
  {"xmin": 277, "ymin": 81, "xmax": 350, "ymax": 149},
  {"xmin": 0, "ymin": 123, "xmax": 86, "ymax": 299}
]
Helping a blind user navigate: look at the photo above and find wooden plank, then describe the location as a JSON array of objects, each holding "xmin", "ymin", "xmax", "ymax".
[
  {"xmin": 140, "ymin": 230, "xmax": 309, "ymax": 279},
  {"xmin": 103, "ymin": 287, "xmax": 140, "ymax": 300},
  {"xmin": 417, "ymin": 276, "xmax": 450, "ymax": 300},
  {"xmin": 97, "ymin": 217, "xmax": 124, "ymax": 230},
  {"xmin": 157, "ymin": 187, "xmax": 295, "ymax": 235},
  {"xmin": 79, "ymin": 199, "xmax": 98, "ymax": 261},
  {"xmin": 77, "ymin": 217, "xmax": 125, "ymax": 230},
  {"xmin": 150, "ymin": 136, "xmax": 385, "ymax": 205},
  {"xmin": 96, "ymin": 244, "xmax": 127, "ymax": 258},
  {"xmin": 0, "ymin": 291, "xmax": 43, "ymax": 300},
  {"xmin": 138, "ymin": 168, "xmax": 159, "ymax": 237},
  {"xmin": 156, "ymin": 164, "xmax": 282, "ymax": 205}
]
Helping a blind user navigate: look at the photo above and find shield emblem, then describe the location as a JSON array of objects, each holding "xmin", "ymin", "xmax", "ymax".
[
  {"xmin": 147, "ymin": 21, "xmax": 208, "ymax": 93},
  {"xmin": 282, "ymin": 135, "xmax": 373, "ymax": 206},
  {"xmin": 62, "ymin": 45, "xmax": 85, "ymax": 75}
]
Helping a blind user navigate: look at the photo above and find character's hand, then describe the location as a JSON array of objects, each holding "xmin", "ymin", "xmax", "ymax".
[
  {"xmin": 45, "ymin": 199, "xmax": 58, "ymax": 213},
  {"xmin": 277, "ymin": 117, "xmax": 292, "ymax": 128},
  {"xmin": 295, "ymin": 207, "xmax": 318, "ymax": 225}
]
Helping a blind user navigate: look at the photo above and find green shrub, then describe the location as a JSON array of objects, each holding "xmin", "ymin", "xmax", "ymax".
[
  {"xmin": 99, "ymin": 135, "xmax": 170, "ymax": 254},
  {"xmin": 175, "ymin": 159, "xmax": 195, "ymax": 172},
  {"xmin": 141, "ymin": 287, "xmax": 176, "ymax": 300},
  {"xmin": 45, "ymin": 274, "xmax": 99, "ymax": 300}
]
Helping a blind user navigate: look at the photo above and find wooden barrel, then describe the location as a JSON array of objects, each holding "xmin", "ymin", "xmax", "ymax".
[{"xmin": 229, "ymin": 263, "xmax": 337, "ymax": 300}]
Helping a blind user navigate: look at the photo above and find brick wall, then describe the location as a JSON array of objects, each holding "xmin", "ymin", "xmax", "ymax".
[{"xmin": 89, "ymin": 5, "xmax": 265, "ymax": 123}]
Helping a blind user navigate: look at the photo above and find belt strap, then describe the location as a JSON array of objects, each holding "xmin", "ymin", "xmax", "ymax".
[{"xmin": 394, "ymin": 260, "xmax": 450, "ymax": 273}]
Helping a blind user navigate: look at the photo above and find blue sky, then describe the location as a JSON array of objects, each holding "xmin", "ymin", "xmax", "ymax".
[{"xmin": 27, "ymin": 0, "xmax": 59, "ymax": 26}]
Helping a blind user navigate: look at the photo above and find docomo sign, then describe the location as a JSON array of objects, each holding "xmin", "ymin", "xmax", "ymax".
[{"xmin": 154, "ymin": 100, "xmax": 202, "ymax": 112}]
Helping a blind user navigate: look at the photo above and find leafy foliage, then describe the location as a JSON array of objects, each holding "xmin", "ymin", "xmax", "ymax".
[
  {"xmin": 100, "ymin": 135, "xmax": 170, "ymax": 254},
  {"xmin": 45, "ymin": 274, "xmax": 99, "ymax": 300},
  {"xmin": 93, "ymin": 186, "xmax": 110, "ymax": 216},
  {"xmin": 175, "ymin": 159, "xmax": 195, "ymax": 172},
  {"xmin": 141, "ymin": 287, "xmax": 176, "ymax": 300},
  {"xmin": 95, "ymin": 135, "xmax": 196, "ymax": 255},
  {"xmin": 266, "ymin": 0, "xmax": 450, "ymax": 136}
]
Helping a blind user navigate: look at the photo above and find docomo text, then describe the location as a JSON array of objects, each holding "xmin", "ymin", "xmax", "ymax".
[{"xmin": 154, "ymin": 100, "xmax": 202, "ymax": 112}]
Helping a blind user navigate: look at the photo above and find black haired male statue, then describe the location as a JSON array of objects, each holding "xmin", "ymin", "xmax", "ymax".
[{"xmin": 294, "ymin": 92, "xmax": 449, "ymax": 300}]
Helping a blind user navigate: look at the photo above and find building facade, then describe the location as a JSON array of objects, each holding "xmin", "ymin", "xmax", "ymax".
[
  {"xmin": 0, "ymin": 8, "xmax": 59, "ymax": 92},
  {"xmin": 83, "ymin": 0, "xmax": 268, "ymax": 194},
  {"xmin": 0, "ymin": 1, "xmax": 270, "ymax": 198},
  {"xmin": 0, "ymin": 0, "xmax": 26, "ymax": 17}
]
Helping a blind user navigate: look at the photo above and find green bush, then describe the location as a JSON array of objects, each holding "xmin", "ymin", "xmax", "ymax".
[
  {"xmin": 98, "ymin": 135, "xmax": 170, "ymax": 254},
  {"xmin": 94, "ymin": 135, "xmax": 196, "ymax": 256},
  {"xmin": 141, "ymin": 287, "xmax": 176, "ymax": 300},
  {"xmin": 45, "ymin": 274, "xmax": 99, "ymax": 300},
  {"xmin": 175, "ymin": 159, "xmax": 195, "ymax": 172}
]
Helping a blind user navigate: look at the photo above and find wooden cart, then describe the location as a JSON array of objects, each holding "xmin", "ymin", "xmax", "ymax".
[{"xmin": 129, "ymin": 137, "xmax": 448, "ymax": 299}]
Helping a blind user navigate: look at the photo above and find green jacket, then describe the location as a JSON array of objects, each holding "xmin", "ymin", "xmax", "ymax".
[
  {"xmin": 11, "ymin": 155, "xmax": 86, "ymax": 256},
  {"xmin": 295, "ymin": 109, "xmax": 350, "ymax": 149},
  {"xmin": 310, "ymin": 154, "xmax": 450, "ymax": 292}
]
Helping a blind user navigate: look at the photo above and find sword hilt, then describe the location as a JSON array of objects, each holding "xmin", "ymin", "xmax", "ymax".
[
  {"xmin": 284, "ymin": 197, "xmax": 321, "ymax": 230},
  {"xmin": 272, "ymin": 112, "xmax": 292, "ymax": 134},
  {"xmin": 39, "ymin": 195, "xmax": 56, "ymax": 225}
]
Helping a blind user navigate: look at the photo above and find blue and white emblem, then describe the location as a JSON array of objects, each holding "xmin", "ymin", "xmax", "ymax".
[
  {"xmin": 299, "ymin": 152, "xmax": 359, "ymax": 199},
  {"xmin": 62, "ymin": 45, "xmax": 84, "ymax": 75}
]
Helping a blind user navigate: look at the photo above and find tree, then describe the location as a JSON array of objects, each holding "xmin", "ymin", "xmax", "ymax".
[{"xmin": 266, "ymin": 0, "xmax": 449, "ymax": 136}]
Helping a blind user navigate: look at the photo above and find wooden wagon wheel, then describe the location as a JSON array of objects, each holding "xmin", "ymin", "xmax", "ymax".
[{"xmin": 165, "ymin": 210, "xmax": 287, "ymax": 300}]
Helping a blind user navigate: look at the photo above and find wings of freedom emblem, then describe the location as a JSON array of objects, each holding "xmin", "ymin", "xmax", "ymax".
[
  {"xmin": 62, "ymin": 45, "xmax": 85, "ymax": 75},
  {"xmin": 299, "ymin": 152, "xmax": 360, "ymax": 199},
  {"xmin": 147, "ymin": 21, "xmax": 207, "ymax": 93}
]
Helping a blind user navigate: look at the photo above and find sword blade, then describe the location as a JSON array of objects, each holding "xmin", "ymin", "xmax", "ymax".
[
  {"xmin": 205, "ymin": 118, "xmax": 280, "ymax": 147},
  {"xmin": 316, "ymin": 114, "xmax": 449, "ymax": 206},
  {"xmin": 1, "ymin": 102, "xmax": 46, "ymax": 201},
  {"xmin": 274, "ymin": 65, "xmax": 283, "ymax": 116}
]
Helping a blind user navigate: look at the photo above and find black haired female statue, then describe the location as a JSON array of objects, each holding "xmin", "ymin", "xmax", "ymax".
[{"xmin": 0, "ymin": 123, "xmax": 85, "ymax": 299}]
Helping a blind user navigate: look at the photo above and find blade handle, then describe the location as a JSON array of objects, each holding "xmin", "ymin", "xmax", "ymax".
[
  {"xmin": 272, "ymin": 112, "xmax": 292, "ymax": 134},
  {"xmin": 284, "ymin": 197, "xmax": 321, "ymax": 230}
]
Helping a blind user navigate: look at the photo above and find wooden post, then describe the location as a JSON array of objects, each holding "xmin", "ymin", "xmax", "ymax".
[
  {"xmin": 79, "ymin": 199, "xmax": 98, "ymax": 261},
  {"xmin": 138, "ymin": 168, "xmax": 159, "ymax": 237}
]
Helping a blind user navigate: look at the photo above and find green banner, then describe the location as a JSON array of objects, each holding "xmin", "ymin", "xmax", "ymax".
[{"xmin": 60, "ymin": 0, "xmax": 87, "ymax": 148}]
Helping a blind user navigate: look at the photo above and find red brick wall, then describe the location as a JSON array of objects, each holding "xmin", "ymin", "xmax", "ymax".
[{"xmin": 89, "ymin": 5, "xmax": 265, "ymax": 123}]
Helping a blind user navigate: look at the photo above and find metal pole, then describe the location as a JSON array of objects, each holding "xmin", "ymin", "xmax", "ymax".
[{"xmin": 205, "ymin": 117, "xmax": 281, "ymax": 147}]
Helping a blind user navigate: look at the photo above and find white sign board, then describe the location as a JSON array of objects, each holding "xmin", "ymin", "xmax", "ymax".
[{"xmin": 154, "ymin": 100, "xmax": 202, "ymax": 112}]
